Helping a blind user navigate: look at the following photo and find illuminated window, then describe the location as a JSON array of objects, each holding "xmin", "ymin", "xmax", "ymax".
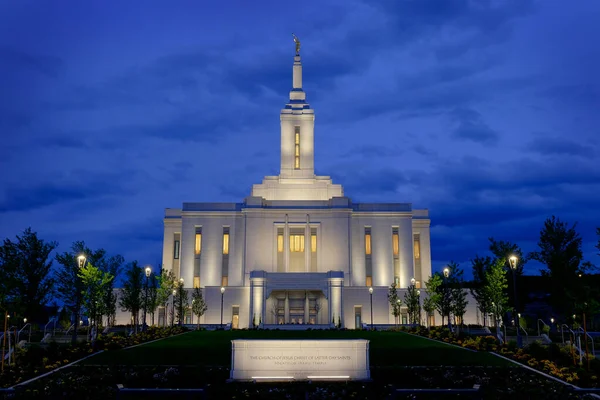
[
  {"xmin": 311, "ymin": 234, "xmax": 317, "ymax": 253},
  {"xmin": 290, "ymin": 234, "xmax": 304, "ymax": 252},
  {"xmin": 221, "ymin": 276, "xmax": 228, "ymax": 287},
  {"xmin": 223, "ymin": 232, "xmax": 229, "ymax": 255},
  {"xmin": 392, "ymin": 232, "xmax": 399, "ymax": 256},
  {"xmin": 365, "ymin": 234, "xmax": 372, "ymax": 255},
  {"xmin": 195, "ymin": 232, "xmax": 202, "ymax": 255},
  {"xmin": 277, "ymin": 234, "xmax": 284, "ymax": 252},
  {"xmin": 193, "ymin": 277, "xmax": 200, "ymax": 288},
  {"xmin": 294, "ymin": 127, "xmax": 300, "ymax": 169},
  {"xmin": 415, "ymin": 280, "xmax": 421, "ymax": 289},
  {"xmin": 414, "ymin": 238, "xmax": 420, "ymax": 259},
  {"xmin": 173, "ymin": 240, "xmax": 180, "ymax": 259},
  {"xmin": 366, "ymin": 276, "xmax": 372, "ymax": 287}
]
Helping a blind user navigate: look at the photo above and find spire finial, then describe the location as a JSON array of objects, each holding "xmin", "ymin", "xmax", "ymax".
[{"xmin": 292, "ymin": 33, "xmax": 300, "ymax": 56}]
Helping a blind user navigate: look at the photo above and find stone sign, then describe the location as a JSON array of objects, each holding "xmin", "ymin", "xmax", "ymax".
[{"xmin": 230, "ymin": 339, "xmax": 370, "ymax": 381}]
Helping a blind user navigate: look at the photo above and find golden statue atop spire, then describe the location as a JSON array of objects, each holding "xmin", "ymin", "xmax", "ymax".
[{"xmin": 292, "ymin": 33, "xmax": 300, "ymax": 56}]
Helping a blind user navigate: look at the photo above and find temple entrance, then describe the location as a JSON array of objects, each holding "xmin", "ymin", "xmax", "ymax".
[{"xmin": 267, "ymin": 290, "xmax": 326, "ymax": 325}]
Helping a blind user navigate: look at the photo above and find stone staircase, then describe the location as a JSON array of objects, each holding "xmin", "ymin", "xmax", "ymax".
[{"xmin": 505, "ymin": 335, "xmax": 552, "ymax": 346}]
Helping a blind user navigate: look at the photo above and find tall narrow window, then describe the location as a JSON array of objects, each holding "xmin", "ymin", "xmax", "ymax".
[
  {"xmin": 195, "ymin": 231, "xmax": 202, "ymax": 255},
  {"xmin": 289, "ymin": 228, "xmax": 305, "ymax": 272},
  {"xmin": 222, "ymin": 227, "xmax": 230, "ymax": 285},
  {"xmin": 276, "ymin": 227, "xmax": 284, "ymax": 272},
  {"xmin": 194, "ymin": 227, "xmax": 202, "ymax": 288},
  {"xmin": 294, "ymin": 126, "xmax": 300, "ymax": 169},
  {"xmin": 310, "ymin": 227, "xmax": 317, "ymax": 272},
  {"xmin": 223, "ymin": 230, "xmax": 230, "ymax": 255},
  {"xmin": 365, "ymin": 227, "xmax": 372, "ymax": 286},
  {"xmin": 290, "ymin": 234, "xmax": 305, "ymax": 252},
  {"xmin": 414, "ymin": 233, "xmax": 422, "ymax": 285},
  {"xmin": 392, "ymin": 227, "xmax": 400, "ymax": 286},
  {"xmin": 173, "ymin": 233, "xmax": 181, "ymax": 280},
  {"xmin": 173, "ymin": 240, "xmax": 180, "ymax": 259}
]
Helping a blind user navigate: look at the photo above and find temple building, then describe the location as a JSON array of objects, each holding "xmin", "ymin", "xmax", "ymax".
[{"xmin": 157, "ymin": 42, "xmax": 438, "ymax": 329}]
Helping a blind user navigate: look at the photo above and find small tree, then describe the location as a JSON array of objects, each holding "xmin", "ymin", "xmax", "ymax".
[
  {"xmin": 146, "ymin": 273, "xmax": 159, "ymax": 326},
  {"xmin": 156, "ymin": 269, "xmax": 176, "ymax": 326},
  {"xmin": 404, "ymin": 285, "xmax": 421, "ymax": 325},
  {"xmin": 387, "ymin": 283, "xmax": 402, "ymax": 327},
  {"xmin": 422, "ymin": 296, "xmax": 435, "ymax": 328},
  {"xmin": 79, "ymin": 262, "xmax": 113, "ymax": 334},
  {"xmin": 470, "ymin": 256, "xmax": 493, "ymax": 326},
  {"xmin": 484, "ymin": 259, "xmax": 509, "ymax": 336},
  {"xmin": 120, "ymin": 261, "xmax": 144, "ymax": 333},
  {"xmin": 191, "ymin": 287, "xmax": 207, "ymax": 330},
  {"xmin": 448, "ymin": 263, "xmax": 468, "ymax": 334},
  {"xmin": 174, "ymin": 281, "xmax": 188, "ymax": 326}
]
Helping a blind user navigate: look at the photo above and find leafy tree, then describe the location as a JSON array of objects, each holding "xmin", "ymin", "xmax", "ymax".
[
  {"xmin": 488, "ymin": 237, "xmax": 526, "ymax": 274},
  {"xmin": 448, "ymin": 263, "xmax": 468, "ymax": 332},
  {"xmin": 174, "ymin": 281, "xmax": 188, "ymax": 326},
  {"xmin": 145, "ymin": 272, "xmax": 159, "ymax": 326},
  {"xmin": 0, "ymin": 228, "xmax": 57, "ymax": 322},
  {"xmin": 404, "ymin": 284, "xmax": 421, "ymax": 325},
  {"xmin": 191, "ymin": 287, "xmax": 207, "ymax": 330},
  {"xmin": 528, "ymin": 216, "xmax": 589, "ymax": 317},
  {"xmin": 484, "ymin": 259, "xmax": 509, "ymax": 333},
  {"xmin": 120, "ymin": 261, "xmax": 144, "ymax": 333},
  {"xmin": 469, "ymin": 255, "xmax": 493, "ymax": 326},
  {"xmin": 424, "ymin": 273, "xmax": 445, "ymax": 325},
  {"xmin": 430, "ymin": 266, "xmax": 454, "ymax": 328},
  {"xmin": 422, "ymin": 296, "xmax": 436, "ymax": 328},
  {"xmin": 156, "ymin": 269, "xmax": 176, "ymax": 326},
  {"xmin": 387, "ymin": 283, "xmax": 402, "ymax": 327},
  {"xmin": 55, "ymin": 241, "xmax": 122, "ymax": 341},
  {"xmin": 96, "ymin": 254, "xmax": 123, "ymax": 327},
  {"xmin": 78, "ymin": 262, "xmax": 113, "ymax": 337}
]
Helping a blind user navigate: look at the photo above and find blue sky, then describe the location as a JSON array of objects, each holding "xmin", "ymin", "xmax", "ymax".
[{"xmin": 1, "ymin": 0, "xmax": 599, "ymax": 277}]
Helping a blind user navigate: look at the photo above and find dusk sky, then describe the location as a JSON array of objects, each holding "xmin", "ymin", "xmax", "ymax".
[{"xmin": 1, "ymin": 0, "xmax": 599, "ymax": 278}]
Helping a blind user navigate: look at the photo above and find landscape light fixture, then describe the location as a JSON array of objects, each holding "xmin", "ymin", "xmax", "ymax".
[
  {"xmin": 77, "ymin": 254, "xmax": 86, "ymax": 269},
  {"xmin": 508, "ymin": 255, "xmax": 522, "ymax": 348},
  {"xmin": 368, "ymin": 287, "xmax": 374, "ymax": 331},
  {"xmin": 220, "ymin": 287, "xmax": 226, "ymax": 328}
]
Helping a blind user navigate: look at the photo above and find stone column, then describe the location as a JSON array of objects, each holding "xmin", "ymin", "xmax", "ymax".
[
  {"xmin": 249, "ymin": 272, "xmax": 266, "ymax": 328},
  {"xmin": 284, "ymin": 291, "xmax": 290, "ymax": 323},
  {"xmin": 284, "ymin": 214, "xmax": 290, "ymax": 272},
  {"xmin": 304, "ymin": 291, "xmax": 310, "ymax": 323},
  {"xmin": 305, "ymin": 214, "xmax": 310, "ymax": 272}
]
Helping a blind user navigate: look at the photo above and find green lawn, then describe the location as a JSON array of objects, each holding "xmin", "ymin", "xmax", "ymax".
[{"xmin": 81, "ymin": 330, "xmax": 512, "ymax": 367}]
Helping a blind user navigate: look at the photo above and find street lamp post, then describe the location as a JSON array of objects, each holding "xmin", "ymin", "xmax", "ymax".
[
  {"xmin": 443, "ymin": 267, "xmax": 451, "ymax": 330},
  {"xmin": 171, "ymin": 289, "xmax": 176, "ymax": 327},
  {"xmin": 220, "ymin": 287, "xmax": 225, "ymax": 328},
  {"xmin": 73, "ymin": 254, "xmax": 86, "ymax": 345},
  {"xmin": 417, "ymin": 289, "xmax": 421, "ymax": 326},
  {"xmin": 369, "ymin": 287, "xmax": 374, "ymax": 331},
  {"xmin": 410, "ymin": 278, "xmax": 416, "ymax": 325},
  {"xmin": 143, "ymin": 266, "xmax": 151, "ymax": 331},
  {"xmin": 179, "ymin": 279, "xmax": 184, "ymax": 326},
  {"xmin": 509, "ymin": 255, "xmax": 522, "ymax": 348}
]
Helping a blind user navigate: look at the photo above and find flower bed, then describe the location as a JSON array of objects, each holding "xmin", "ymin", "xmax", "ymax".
[
  {"xmin": 401, "ymin": 326, "xmax": 599, "ymax": 388},
  {"xmin": 0, "ymin": 325, "xmax": 188, "ymax": 388}
]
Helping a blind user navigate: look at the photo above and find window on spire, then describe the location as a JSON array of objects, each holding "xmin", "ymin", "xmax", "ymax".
[{"xmin": 294, "ymin": 126, "xmax": 300, "ymax": 169}]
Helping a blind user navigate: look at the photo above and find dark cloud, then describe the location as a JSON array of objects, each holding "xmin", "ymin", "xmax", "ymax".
[
  {"xmin": 449, "ymin": 108, "xmax": 499, "ymax": 144},
  {"xmin": 527, "ymin": 136, "xmax": 596, "ymax": 158},
  {"xmin": 0, "ymin": 171, "xmax": 137, "ymax": 213}
]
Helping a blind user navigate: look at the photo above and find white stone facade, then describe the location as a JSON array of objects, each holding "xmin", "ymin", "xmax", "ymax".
[{"xmin": 114, "ymin": 46, "xmax": 479, "ymax": 329}]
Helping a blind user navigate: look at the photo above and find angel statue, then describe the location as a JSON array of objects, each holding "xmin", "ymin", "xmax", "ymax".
[{"xmin": 292, "ymin": 33, "xmax": 300, "ymax": 55}]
